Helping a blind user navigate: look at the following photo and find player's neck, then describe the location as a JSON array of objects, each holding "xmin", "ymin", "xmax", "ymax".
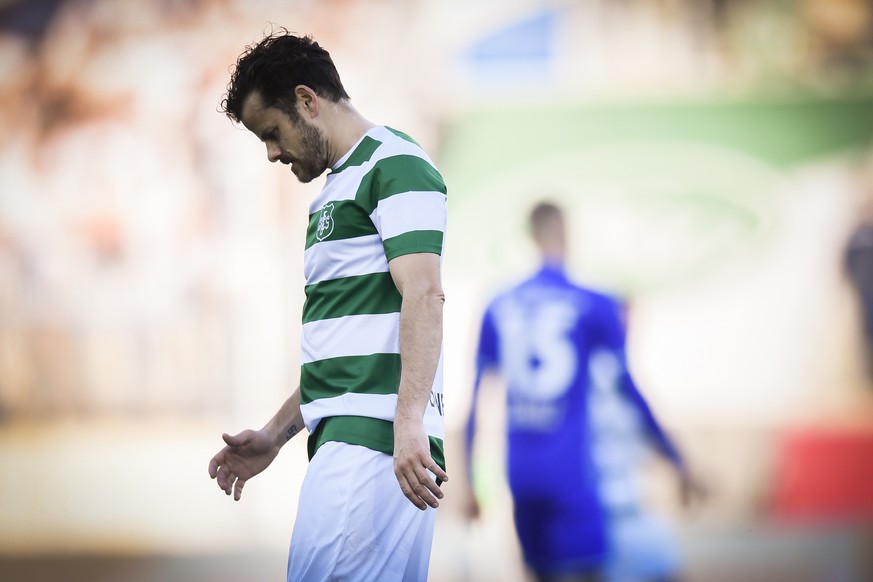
[
  {"xmin": 324, "ymin": 102, "xmax": 376, "ymax": 167},
  {"xmin": 540, "ymin": 255, "xmax": 565, "ymax": 270}
]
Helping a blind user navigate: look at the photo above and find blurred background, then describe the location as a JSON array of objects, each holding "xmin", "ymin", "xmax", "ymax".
[{"xmin": 1, "ymin": 0, "xmax": 873, "ymax": 580}]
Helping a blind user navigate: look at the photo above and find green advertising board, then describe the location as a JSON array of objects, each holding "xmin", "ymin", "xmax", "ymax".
[{"xmin": 441, "ymin": 92, "xmax": 873, "ymax": 294}]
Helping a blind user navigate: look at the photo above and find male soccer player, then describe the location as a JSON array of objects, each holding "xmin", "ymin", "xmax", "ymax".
[
  {"xmin": 207, "ymin": 29, "xmax": 448, "ymax": 582},
  {"xmin": 464, "ymin": 201, "xmax": 700, "ymax": 582}
]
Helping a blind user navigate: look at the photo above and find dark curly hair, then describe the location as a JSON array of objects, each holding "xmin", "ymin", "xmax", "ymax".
[{"xmin": 220, "ymin": 28, "xmax": 350, "ymax": 123}]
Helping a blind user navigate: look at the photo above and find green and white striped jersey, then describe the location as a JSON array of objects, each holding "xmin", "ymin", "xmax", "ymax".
[{"xmin": 301, "ymin": 125, "xmax": 447, "ymax": 469}]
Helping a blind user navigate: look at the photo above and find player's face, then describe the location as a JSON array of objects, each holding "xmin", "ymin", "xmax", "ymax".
[{"xmin": 240, "ymin": 90, "xmax": 330, "ymax": 184}]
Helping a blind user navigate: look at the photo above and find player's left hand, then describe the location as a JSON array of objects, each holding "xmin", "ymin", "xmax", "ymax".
[
  {"xmin": 393, "ymin": 418, "xmax": 449, "ymax": 510},
  {"xmin": 678, "ymin": 469, "xmax": 708, "ymax": 509}
]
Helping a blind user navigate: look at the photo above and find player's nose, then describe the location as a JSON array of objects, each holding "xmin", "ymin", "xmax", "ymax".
[{"xmin": 266, "ymin": 143, "xmax": 281, "ymax": 163}]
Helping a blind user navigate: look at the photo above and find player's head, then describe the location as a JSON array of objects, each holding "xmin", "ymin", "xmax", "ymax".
[
  {"xmin": 220, "ymin": 28, "xmax": 350, "ymax": 125},
  {"xmin": 528, "ymin": 200, "xmax": 566, "ymax": 262},
  {"xmin": 221, "ymin": 29, "xmax": 348, "ymax": 183}
]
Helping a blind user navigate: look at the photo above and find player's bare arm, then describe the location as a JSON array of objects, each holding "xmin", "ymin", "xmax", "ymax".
[
  {"xmin": 389, "ymin": 252, "xmax": 449, "ymax": 510},
  {"xmin": 208, "ymin": 387, "xmax": 304, "ymax": 501}
]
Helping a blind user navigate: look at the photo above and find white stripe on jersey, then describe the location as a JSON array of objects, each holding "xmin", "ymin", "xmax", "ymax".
[
  {"xmin": 369, "ymin": 126, "xmax": 437, "ymax": 166},
  {"xmin": 302, "ymin": 393, "xmax": 398, "ymax": 432},
  {"xmin": 371, "ymin": 191, "xmax": 448, "ymax": 241},
  {"xmin": 303, "ymin": 234, "xmax": 389, "ymax": 285},
  {"xmin": 302, "ymin": 312, "xmax": 400, "ymax": 364}
]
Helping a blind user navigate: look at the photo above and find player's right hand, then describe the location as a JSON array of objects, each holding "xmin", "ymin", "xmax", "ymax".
[
  {"xmin": 461, "ymin": 489, "xmax": 481, "ymax": 522},
  {"xmin": 208, "ymin": 429, "xmax": 280, "ymax": 501}
]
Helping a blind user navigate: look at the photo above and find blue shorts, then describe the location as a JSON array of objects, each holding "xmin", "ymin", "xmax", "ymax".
[{"xmin": 512, "ymin": 492, "xmax": 607, "ymax": 576}]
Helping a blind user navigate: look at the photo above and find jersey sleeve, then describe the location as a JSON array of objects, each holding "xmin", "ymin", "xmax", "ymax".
[
  {"xmin": 368, "ymin": 155, "xmax": 448, "ymax": 261},
  {"xmin": 465, "ymin": 304, "xmax": 500, "ymax": 478},
  {"xmin": 475, "ymin": 306, "xmax": 500, "ymax": 377},
  {"xmin": 621, "ymin": 374, "xmax": 684, "ymax": 468},
  {"xmin": 595, "ymin": 296, "xmax": 685, "ymax": 468}
]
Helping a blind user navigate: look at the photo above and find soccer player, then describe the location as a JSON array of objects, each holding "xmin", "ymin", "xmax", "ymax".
[
  {"xmin": 464, "ymin": 201, "xmax": 701, "ymax": 582},
  {"xmin": 844, "ymin": 193, "xmax": 873, "ymax": 382},
  {"xmin": 207, "ymin": 29, "xmax": 448, "ymax": 582}
]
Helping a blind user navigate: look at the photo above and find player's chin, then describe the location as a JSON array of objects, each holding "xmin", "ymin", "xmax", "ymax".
[
  {"xmin": 291, "ymin": 159, "xmax": 331, "ymax": 184},
  {"xmin": 292, "ymin": 166, "xmax": 317, "ymax": 183}
]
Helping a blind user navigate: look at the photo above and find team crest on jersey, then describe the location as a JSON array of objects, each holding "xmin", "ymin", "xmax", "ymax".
[{"xmin": 316, "ymin": 202, "xmax": 335, "ymax": 241}]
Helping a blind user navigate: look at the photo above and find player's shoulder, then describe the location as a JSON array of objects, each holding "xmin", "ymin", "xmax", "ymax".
[
  {"xmin": 555, "ymin": 276, "xmax": 603, "ymax": 299},
  {"xmin": 484, "ymin": 284, "xmax": 516, "ymax": 312},
  {"xmin": 371, "ymin": 126, "xmax": 431, "ymax": 160},
  {"xmin": 480, "ymin": 276, "xmax": 529, "ymax": 319},
  {"xmin": 565, "ymin": 281, "xmax": 625, "ymax": 315},
  {"xmin": 580, "ymin": 285, "xmax": 619, "ymax": 304}
]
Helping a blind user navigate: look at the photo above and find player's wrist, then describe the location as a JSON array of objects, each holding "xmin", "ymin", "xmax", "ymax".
[
  {"xmin": 393, "ymin": 409, "xmax": 425, "ymax": 432},
  {"xmin": 262, "ymin": 420, "xmax": 292, "ymax": 449}
]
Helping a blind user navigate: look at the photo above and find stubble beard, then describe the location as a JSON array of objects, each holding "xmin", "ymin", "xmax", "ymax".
[{"xmin": 291, "ymin": 120, "xmax": 330, "ymax": 184}]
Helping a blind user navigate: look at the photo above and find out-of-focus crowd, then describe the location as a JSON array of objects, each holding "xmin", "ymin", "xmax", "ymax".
[{"xmin": 0, "ymin": 0, "xmax": 871, "ymax": 422}]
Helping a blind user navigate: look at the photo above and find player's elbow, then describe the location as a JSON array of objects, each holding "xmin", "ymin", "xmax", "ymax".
[
  {"xmin": 409, "ymin": 281, "xmax": 444, "ymax": 305},
  {"xmin": 430, "ymin": 284, "xmax": 445, "ymax": 305}
]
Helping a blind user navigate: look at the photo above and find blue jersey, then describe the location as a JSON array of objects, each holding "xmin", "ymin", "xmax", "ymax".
[
  {"xmin": 469, "ymin": 264, "xmax": 622, "ymax": 491},
  {"xmin": 465, "ymin": 264, "xmax": 683, "ymax": 572}
]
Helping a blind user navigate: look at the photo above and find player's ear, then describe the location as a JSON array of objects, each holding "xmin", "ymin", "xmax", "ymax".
[{"xmin": 294, "ymin": 85, "xmax": 319, "ymax": 118}]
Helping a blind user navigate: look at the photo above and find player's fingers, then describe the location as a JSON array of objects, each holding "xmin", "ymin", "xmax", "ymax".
[
  {"xmin": 417, "ymin": 455, "xmax": 446, "ymax": 496},
  {"xmin": 208, "ymin": 449, "xmax": 228, "ymax": 479},
  {"xmin": 427, "ymin": 461, "xmax": 448, "ymax": 484},
  {"xmin": 208, "ymin": 456, "xmax": 220, "ymax": 479},
  {"xmin": 222, "ymin": 432, "xmax": 244, "ymax": 447},
  {"xmin": 397, "ymin": 474, "xmax": 427, "ymax": 510},
  {"xmin": 417, "ymin": 469, "xmax": 443, "ymax": 503},
  {"xmin": 223, "ymin": 472, "xmax": 236, "ymax": 496},
  {"xmin": 233, "ymin": 478, "xmax": 245, "ymax": 501},
  {"xmin": 407, "ymin": 469, "xmax": 440, "ymax": 509},
  {"xmin": 216, "ymin": 465, "xmax": 234, "ymax": 494}
]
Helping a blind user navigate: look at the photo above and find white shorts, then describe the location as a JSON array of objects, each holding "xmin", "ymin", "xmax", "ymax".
[{"xmin": 287, "ymin": 441, "xmax": 437, "ymax": 582}]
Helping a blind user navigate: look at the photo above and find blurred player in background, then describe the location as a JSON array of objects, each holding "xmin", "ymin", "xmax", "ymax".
[
  {"xmin": 844, "ymin": 190, "xmax": 873, "ymax": 383},
  {"xmin": 464, "ymin": 201, "xmax": 704, "ymax": 582},
  {"xmin": 207, "ymin": 29, "xmax": 448, "ymax": 582}
]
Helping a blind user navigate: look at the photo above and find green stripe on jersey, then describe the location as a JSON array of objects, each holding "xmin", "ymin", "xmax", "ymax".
[
  {"xmin": 331, "ymin": 136, "xmax": 381, "ymax": 174},
  {"xmin": 383, "ymin": 230, "xmax": 444, "ymax": 261},
  {"xmin": 385, "ymin": 126, "xmax": 419, "ymax": 145},
  {"xmin": 307, "ymin": 415, "xmax": 447, "ymax": 472},
  {"xmin": 356, "ymin": 155, "xmax": 448, "ymax": 214},
  {"xmin": 301, "ymin": 354, "xmax": 400, "ymax": 403},
  {"xmin": 303, "ymin": 272, "xmax": 401, "ymax": 323},
  {"xmin": 305, "ymin": 200, "xmax": 378, "ymax": 249}
]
